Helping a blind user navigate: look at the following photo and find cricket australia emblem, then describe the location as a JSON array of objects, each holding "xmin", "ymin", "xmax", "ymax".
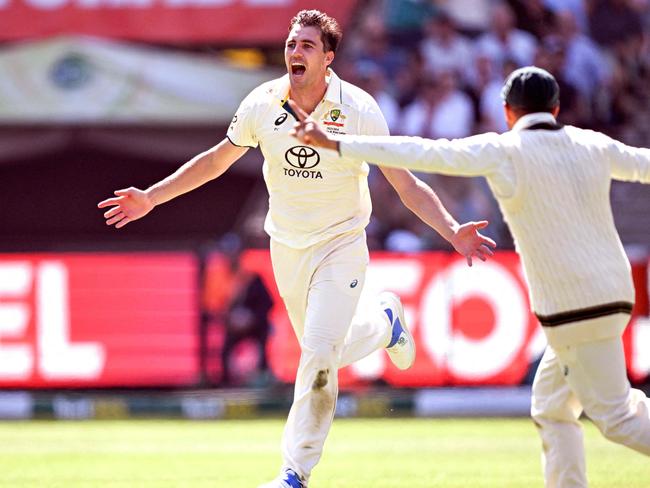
[{"xmin": 323, "ymin": 108, "xmax": 346, "ymax": 134}]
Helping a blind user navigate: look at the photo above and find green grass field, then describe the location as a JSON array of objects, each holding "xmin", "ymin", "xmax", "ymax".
[{"xmin": 0, "ymin": 418, "xmax": 647, "ymax": 487}]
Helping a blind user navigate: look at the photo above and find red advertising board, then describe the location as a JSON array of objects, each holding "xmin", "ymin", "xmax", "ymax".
[
  {"xmin": 0, "ymin": 0, "xmax": 357, "ymax": 42},
  {"xmin": 1, "ymin": 251, "xmax": 647, "ymax": 389},
  {"xmin": 0, "ymin": 253, "xmax": 199, "ymax": 387},
  {"xmin": 238, "ymin": 250, "xmax": 650, "ymax": 387}
]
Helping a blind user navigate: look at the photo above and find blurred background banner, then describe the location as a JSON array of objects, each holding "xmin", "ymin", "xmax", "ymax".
[
  {"xmin": 0, "ymin": 37, "xmax": 282, "ymax": 123},
  {"xmin": 3, "ymin": 250, "xmax": 644, "ymax": 390},
  {"xmin": 0, "ymin": 0, "xmax": 357, "ymax": 42},
  {"xmin": 0, "ymin": 253, "xmax": 200, "ymax": 387}
]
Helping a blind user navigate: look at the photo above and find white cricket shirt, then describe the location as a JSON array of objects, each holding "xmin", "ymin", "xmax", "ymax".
[
  {"xmin": 227, "ymin": 69, "xmax": 388, "ymax": 249},
  {"xmin": 337, "ymin": 113, "xmax": 650, "ymax": 345}
]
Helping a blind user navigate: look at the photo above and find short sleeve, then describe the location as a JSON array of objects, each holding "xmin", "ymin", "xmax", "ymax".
[
  {"xmin": 226, "ymin": 90, "xmax": 259, "ymax": 149},
  {"xmin": 361, "ymin": 98, "xmax": 390, "ymax": 137}
]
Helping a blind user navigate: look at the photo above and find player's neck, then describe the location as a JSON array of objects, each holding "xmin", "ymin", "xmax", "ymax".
[{"xmin": 289, "ymin": 80, "xmax": 328, "ymax": 116}]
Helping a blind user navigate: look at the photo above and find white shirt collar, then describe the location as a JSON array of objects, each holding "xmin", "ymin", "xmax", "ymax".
[
  {"xmin": 270, "ymin": 74, "xmax": 290, "ymax": 101},
  {"xmin": 323, "ymin": 69, "xmax": 344, "ymax": 105},
  {"xmin": 512, "ymin": 112, "xmax": 558, "ymax": 132},
  {"xmin": 271, "ymin": 68, "xmax": 343, "ymax": 106}
]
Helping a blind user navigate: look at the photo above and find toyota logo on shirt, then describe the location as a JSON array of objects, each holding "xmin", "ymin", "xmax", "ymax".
[{"xmin": 285, "ymin": 146, "xmax": 320, "ymax": 169}]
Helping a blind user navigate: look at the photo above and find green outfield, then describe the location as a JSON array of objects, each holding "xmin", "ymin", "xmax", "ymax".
[{"xmin": 0, "ymin": 418, "xmax": 647, "ymax": 487}]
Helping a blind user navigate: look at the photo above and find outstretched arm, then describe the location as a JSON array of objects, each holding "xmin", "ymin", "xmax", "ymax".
[
  {"xmin": 380, "ymin": 167, "xmax": 495, "ymax": 266},
  {"xmin": 608, "ymin": 138, "xmax": 650, "ymax": 184},
  {"xmin": 97, "ymin": 138, "xmax": 248, "ymax": 228},
  {"xmin": 288, "ymin": 100, "xmax": 502, "ymax": 177}
]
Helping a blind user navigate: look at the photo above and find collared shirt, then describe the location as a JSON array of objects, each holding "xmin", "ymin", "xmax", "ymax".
[
  {"xmin": 227, "ymin": 69, "xmax": 389, "ymax": 249},
  {"xmin": 337, "ymin": 113, "xmax": 650, "ymax": 345}
]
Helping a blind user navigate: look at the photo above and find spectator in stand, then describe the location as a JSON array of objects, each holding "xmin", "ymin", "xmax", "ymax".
[
  {"xmin": 474, "ymin": 2, "xmax": 538, "ymax": 73},
  {"xmin": 381, "ymin": 0, "xmax": 439, "ymax": 48},
  {"xmin": 338, "ymin": 8, "xmax": 383, "ymax": 61},
  {"xmin": 466, "ymin": 50, "xmax": 500, "ymax": 105},
  {"xmin": 589, "ymin": 0, "xmax": 647, "ymax": 128},
  {"xmin": 554, "ymin": 10, "xmax": 611, "ymax": 107},
  {"xmin": 353, "ymin": 61, "xmax": 401, "ymax": 134},
  {"xmin": 589, "ymin": 0, "xmax": 644, "ymax": 50},
  {"xmin": 479, "ymin": 59, "xmax": 519, "ymax": 133},
  {"xmin": 400, "ymin": 70, "xmax": 475, "ymax": 139},
  {"xmin": 534, "ymin": 36, "xmax": 588, "ymax": 126},
  {"xmin": 543, "ymin": 0, "xmax": 588, "ymax": 32},
  {"xmin": 507, "ymin": 0, "xmax": 557, "ymax": 39},
  {"xmin": 420, "ymin": 12, "xmax": 474, "ymax": 84},
  {"xmin": 353, "ymin": 15, "xmax": 407, "ymax": 82},
  {"xmin": 202, "ymin": 234, "xmax": 275, "ymax": 387},
  {"xmin": 220, "ymin": 251, "xmax": 274, "ymax": 387},
  {"xmin": 392, "ymin": 50, "xmax": 426, "ymax": 110},
  {"xmin": 437, "ymin": 0, "xmax": 492, "ymax": 34}
]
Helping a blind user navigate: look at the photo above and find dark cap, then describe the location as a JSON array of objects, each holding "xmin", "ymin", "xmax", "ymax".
[{"xmin": 501, "ymin": 66, "xmax": 560, "ymax": 112}]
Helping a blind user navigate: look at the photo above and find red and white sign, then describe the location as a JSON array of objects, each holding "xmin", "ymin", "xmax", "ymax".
[
  {"xmin": 1, "ymin": 251, "xmax": 647, "ymax": 389},
  {"xmin": 0, "ymin": 0, "xmax": 357, "ymax": 42},
  {"xmin": 239, "ymin": 250, "xmax": 650, "ymax": 387},
  {"xmin": 0, "ymin": 253, "xmax": 199, "ymax": 387}
]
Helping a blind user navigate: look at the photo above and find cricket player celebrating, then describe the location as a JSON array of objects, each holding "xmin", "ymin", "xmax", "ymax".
[
  {"xmin": 290, "ymin": 66, "xmax": 650, "ymax": 488},
  {"xmin": 98, "ymin": 10, "xmax": 495, "ymax": 488}
]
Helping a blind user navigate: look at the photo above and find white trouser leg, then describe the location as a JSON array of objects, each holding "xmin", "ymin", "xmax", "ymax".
[
  {"xmin": 338, "ymin": 299, "xmax": 392, "ymax": 368},
  {"xmin": 556, "ymin": 336, "xmax": 650, "ymax": 456},
  {"xmin": 270, "ymin": 240, "xmax": 309, "ymax": 341},
  {"xmin": 531, "ymin": 346, "xmax": 587, "ymax": 488},
  {"xmin": 272, "ymin": 232, "xmax": 384, "ymax": 482}
]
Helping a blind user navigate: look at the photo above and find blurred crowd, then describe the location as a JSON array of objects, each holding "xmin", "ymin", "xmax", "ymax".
[{"xmin": 331, "ymin": 0, "xmax": 650, "ymax": 251}]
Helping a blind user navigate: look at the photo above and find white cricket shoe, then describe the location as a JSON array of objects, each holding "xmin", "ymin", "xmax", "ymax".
[
  {"xmin": 258, "ymin": 468, "xmax": 305, "ymax": 488},
  {"xmin": 380, "ymin": 292, "xmax": 416, "ymax": 370}
]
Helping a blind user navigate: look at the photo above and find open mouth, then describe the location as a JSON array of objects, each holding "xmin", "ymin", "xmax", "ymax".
[{"xmin": 291, "ymin": 63, "xmax": 306, "ymax": 76}]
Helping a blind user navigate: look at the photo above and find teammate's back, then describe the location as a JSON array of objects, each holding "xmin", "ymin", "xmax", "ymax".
[{"xmin": 497, "ymin": 125, "xmax": 635, "ymax": 319}]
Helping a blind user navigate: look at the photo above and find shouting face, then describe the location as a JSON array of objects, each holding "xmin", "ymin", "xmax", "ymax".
[{"xmin": 285, "ymin": 24, "xmax": 334, "ymax": 89}]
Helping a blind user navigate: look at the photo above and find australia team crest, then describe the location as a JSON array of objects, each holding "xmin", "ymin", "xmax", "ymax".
[{"xmin": 322, "ymin": 108, "xmax": 346, "ymax": 134}]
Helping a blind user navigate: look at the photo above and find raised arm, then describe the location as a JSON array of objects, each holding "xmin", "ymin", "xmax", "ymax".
[
  {"xmin": 97, "ymin": 138, "xmax": 248, "ymax": 228},
  {"xmin": 608, "ymin": 138, "xmax": 650, "ymax": 184},
  {"xmin": 379, "ymin": 167, "xmax": 495, "ymax": 265}
]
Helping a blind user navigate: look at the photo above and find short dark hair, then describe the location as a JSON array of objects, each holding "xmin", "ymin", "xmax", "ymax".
[
  {"xmin": 289, "ymin": 10, "xmax": 343, "ymax": 53},
  {"xmin": 501, "ymin": 66, "xmax": 560, "ymax": 114}
]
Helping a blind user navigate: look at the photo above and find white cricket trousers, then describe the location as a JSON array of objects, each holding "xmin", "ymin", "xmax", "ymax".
[
  {"xmin": 531, "ymin": 314, "xmax": 650, "ymax": 488},
  {"xmin": 270, "ymin": 230, "xmax": 393, "ymax": 483}
]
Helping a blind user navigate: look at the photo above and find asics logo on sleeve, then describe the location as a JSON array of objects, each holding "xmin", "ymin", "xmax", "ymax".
[
  {"xmin": 229, "ymin": 114, "xmax": 238, "ymax": 131},
  {"xmin": 275, "ymin": 113, "xmax": 288, "ymax": 126}
]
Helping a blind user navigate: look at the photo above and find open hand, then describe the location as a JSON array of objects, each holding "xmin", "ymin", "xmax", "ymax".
[
  {"xmin": 449, "ymin": 221, "xmax": 497, "ymax": 266},
  {"xmin": 97, "ymin": 187, "xmax": 154, "ymax": 229}
]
